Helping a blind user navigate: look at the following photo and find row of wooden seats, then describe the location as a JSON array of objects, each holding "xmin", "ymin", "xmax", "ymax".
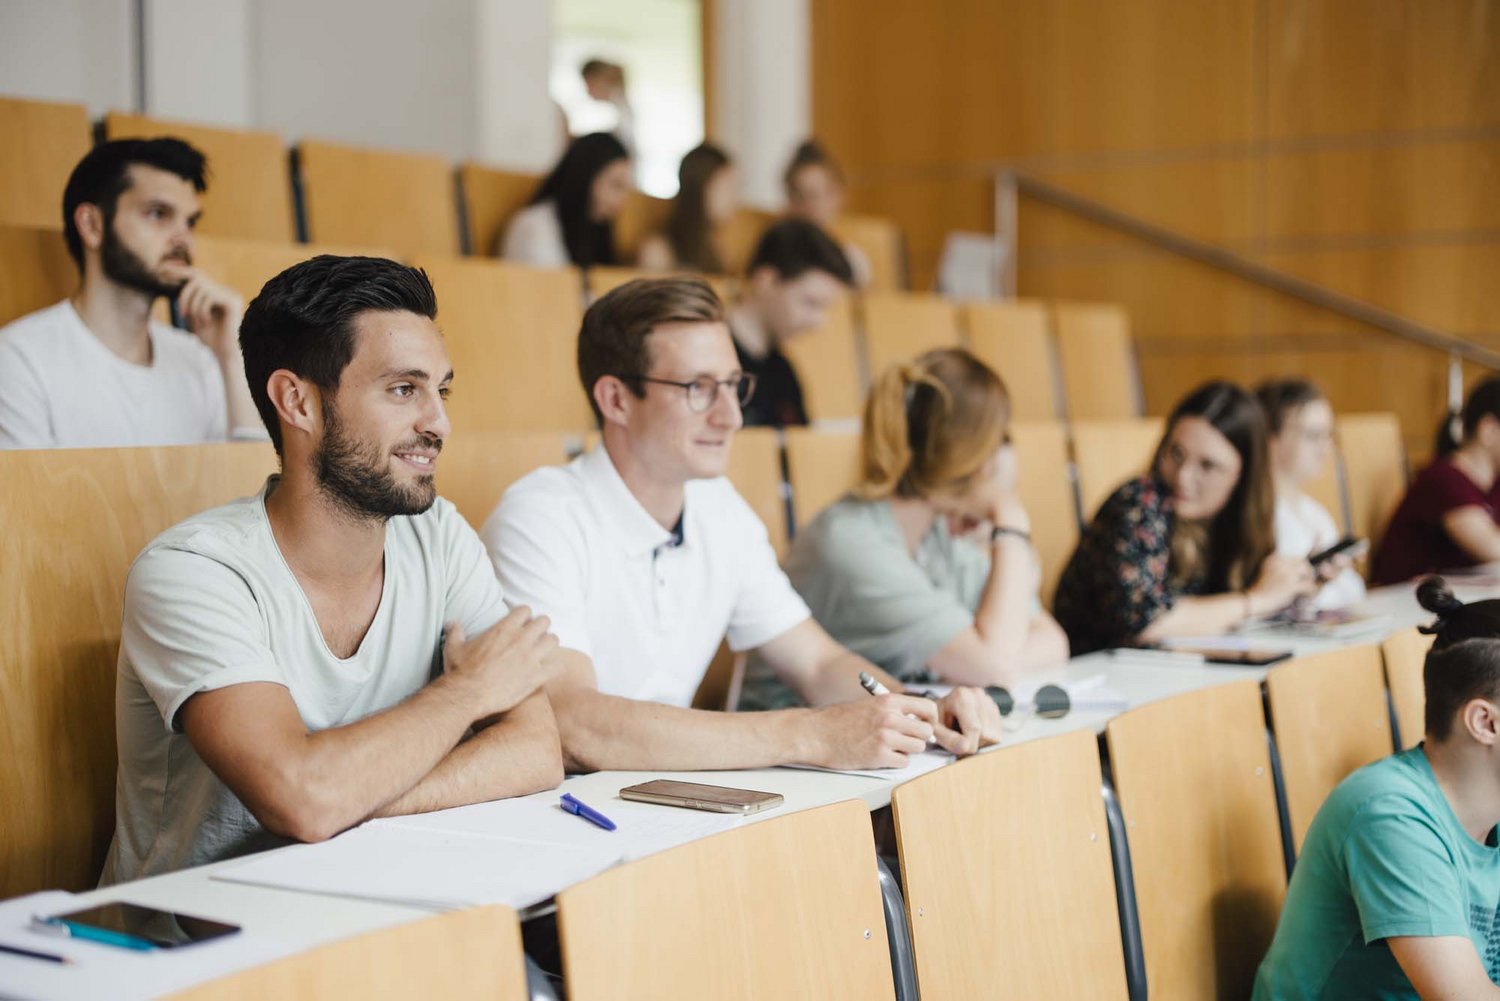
[
  {"xmin": 898, "ymin": 630, "xmax": 1429, "ymax": 1000},
  {"xmin": 0, "ymin": 416, "xmax": 1415, "ymax": 903},
  {"xmin": 0, "ymin": 222, "xmax": 1140, "ymax": 443},
  {"xmin": 0, "ymin": 94, "xmax": 905, "ymax": 287},
  {"xmin": 170, "ymin": 628, "xmax": 1434, "ymax": 1001}
]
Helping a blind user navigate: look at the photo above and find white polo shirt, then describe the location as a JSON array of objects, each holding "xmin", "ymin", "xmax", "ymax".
[{"xmin": 483, "ymin": 445, "xmax": 810, "ymax": 707}]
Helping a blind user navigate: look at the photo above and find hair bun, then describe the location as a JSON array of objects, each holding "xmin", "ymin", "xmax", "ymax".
[{"xmin": 1416, "ymin": 575, "xmax": 1464, "ymax": 618}]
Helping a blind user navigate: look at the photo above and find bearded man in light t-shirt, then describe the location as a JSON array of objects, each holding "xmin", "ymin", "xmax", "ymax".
[
  {"xmin": 103, "ymin": 255, "xmax": 564, "ymax": 884},
  {"xmin": 0, "ymin": 137, "xmax": 260, "ymax": 448}
]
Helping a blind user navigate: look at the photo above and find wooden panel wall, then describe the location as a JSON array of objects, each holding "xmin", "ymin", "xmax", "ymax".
[{"xmin": 811, "ymin": 0, "xmax": 1500, "ymax": 459}]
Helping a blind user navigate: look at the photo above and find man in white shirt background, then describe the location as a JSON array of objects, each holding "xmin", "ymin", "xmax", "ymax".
[
  {"xmin": 0, "ymin": 137, "xmax": 259, "ymax": 448},
  {"xmin": 105, "ymin": 255, "xmax": 563, "ymax": 883},
  {"xmin": 485, "ymin": 277, "xmax": 1003, "ymax": 774}
]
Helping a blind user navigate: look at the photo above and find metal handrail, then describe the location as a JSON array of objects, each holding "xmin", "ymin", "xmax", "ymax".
[{"xmin": 996, "ymin": 169, "xmax": 1500, "ymax": 377}]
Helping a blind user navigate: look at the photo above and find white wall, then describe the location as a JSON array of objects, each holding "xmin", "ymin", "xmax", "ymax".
[
  {"xmin": 712, "ymin": 0, "xmax": 809, "ymax": 209},
  {"xmin": 250, "ymin": 0, "xmax": 479, "ymax": 158},
  {"xmin": 144, "ymin": 0, "xmax": 253, "ymax": 126},
  {"xmin": 475, "ymin": 0, "xmax": 560, "ymax": 170},
  {"xmin": 0, "ymin": 0, "xmax": 813, "ymax": 194},
  {"xmin": 0, "ymin": 0, "xmax": 135, "ymax": 114}
]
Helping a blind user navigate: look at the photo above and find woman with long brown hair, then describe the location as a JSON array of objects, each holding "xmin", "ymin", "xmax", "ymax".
[
  {"xmin": 638, "ymin": 142, "xmax": 737, "ymax": 273},
  {"xmin": 1054, "ymin": 380, "xmax": 1316, "ymax": 654},
  {"xmin": 740, "ymin": 349, "xmax": 1068, "ymax": 710}
]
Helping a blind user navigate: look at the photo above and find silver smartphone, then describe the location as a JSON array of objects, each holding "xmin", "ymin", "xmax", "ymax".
[{"xmin": 618, "ymin": 779, "xmax": 784, "ymax": 815}]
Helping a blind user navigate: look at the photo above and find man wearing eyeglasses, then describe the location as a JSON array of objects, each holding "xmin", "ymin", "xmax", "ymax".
[{"xmin": 482, "ymin": 277, "xmax": 1002, "ymax": 773}]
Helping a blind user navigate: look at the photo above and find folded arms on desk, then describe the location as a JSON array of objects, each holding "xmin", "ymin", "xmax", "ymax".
[{"xmin": 178, "ymin": 607, "xmax": 565, "ymax": 844}]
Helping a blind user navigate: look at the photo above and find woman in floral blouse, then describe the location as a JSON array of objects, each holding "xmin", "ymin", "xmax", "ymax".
[{"xmin": 1054, "ymin": 381, "xmax": 1318, "ymax": 654}]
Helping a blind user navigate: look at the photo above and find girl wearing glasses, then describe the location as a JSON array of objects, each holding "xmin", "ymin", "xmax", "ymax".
[
  {"xmin": 741, "ymin": 349, "xmax": 1068, "ymax": 710},
  {"xmin": 1054, "ymin": 380, "xmax": 1317, "ymax": 655},
  {"xmin": 1256, "ymin": 378, "xmax": 1365, "ymax": 608}
]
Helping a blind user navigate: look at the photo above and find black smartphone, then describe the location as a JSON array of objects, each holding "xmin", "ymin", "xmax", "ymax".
[
  {"xmin": 37, "ymin": 902, "xmax": 241, "ymax": 949},
  {"xmin": 1168, "ymin": 646, "xmax": 1294, "ymax": 667},
  {"xmin": 1308, "ymin": 537, "xmax": 1368, "ymax": 567}
]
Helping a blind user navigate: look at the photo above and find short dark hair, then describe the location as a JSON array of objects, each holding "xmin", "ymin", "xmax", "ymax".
[
  {"xmin": 1417, "ymin": 576, "xmax": 1500, "ymax": 739},
  {"xmin": 1254, "ymin": 378, "xmax": 1325, "ymax": 435},
  {"xmin": 746, "ymin": 218, "xmax": 854, "ymax": 286},
  {"xmin": 577, "ymin": 277, "xmax": 724, "ymax": 424},
  {"xmin": 580, "ymin": 59, "xmax": 613, "ymax": 78},
  {"xmin": 62, "ymin": 137, "xmax": 208, "ymax": 270},
  {"xmin": 240, "ymin": 256, "xmax": 438, "ymax": 454}
]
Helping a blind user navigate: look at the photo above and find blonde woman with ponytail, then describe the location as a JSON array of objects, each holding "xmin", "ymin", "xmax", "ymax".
[{"xmin": 740, "ymin": 349, "xmax": 1068, "ymax": 710}]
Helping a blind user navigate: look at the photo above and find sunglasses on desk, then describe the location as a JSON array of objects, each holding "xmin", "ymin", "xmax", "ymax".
[{"xmin": 916, "ymin": 684, "xmax": 1071, "ymax": 720}]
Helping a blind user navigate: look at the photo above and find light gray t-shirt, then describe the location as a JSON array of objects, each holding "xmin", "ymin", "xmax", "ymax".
[
  {"xmin": 101, "ymin": 479, "xmax": 510, "ymax": 885},
  {"xmin": 740, "ymin": 496, "xmax": 997, "ymax": 710},
  {"xmin": 0, "ymin": 300, "xmax": 227, "ymax": 449}
]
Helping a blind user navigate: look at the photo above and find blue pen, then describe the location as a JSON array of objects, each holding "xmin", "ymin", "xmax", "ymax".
[
  {"xmin": 31, "ymin": 916, "xmax": 156, "ymax": 952},
  {"xmin": 560, "ymin": 793, "xmax": 617, "ymax": 831}
]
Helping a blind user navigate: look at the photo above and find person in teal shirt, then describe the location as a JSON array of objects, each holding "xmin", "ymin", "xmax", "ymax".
[{"xmin": 1254, "ymin": 577, "xmax": 1500, "ymax": 999}]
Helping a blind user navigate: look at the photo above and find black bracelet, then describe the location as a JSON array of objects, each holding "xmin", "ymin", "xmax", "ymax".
[{"xmin": 990, "ymin": 525, "xmax": 1031, "ymax": 545}]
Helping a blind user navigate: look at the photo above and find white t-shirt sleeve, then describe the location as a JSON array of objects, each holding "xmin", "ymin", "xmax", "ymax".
[
  {"xmin": 121, "ymin": 545, "xmax": 286, "ymax": 734},
  {"xmin": 722, "ymin": 487, "xmax": 811, "ymax": 653},
  {"xmin": 439, "ymin": 501, "xmax": 511, "ymax": 638},
  {"xmin": 500, "ymin": 204, "xmax": 568, "ymax": 268},
  {"xmin": 0, "ymin": 333, "xmax": 55, "ymax": 448},
  {"xmin": 483, "ymin": 481, "xmax": 594, "ymax": 657}
]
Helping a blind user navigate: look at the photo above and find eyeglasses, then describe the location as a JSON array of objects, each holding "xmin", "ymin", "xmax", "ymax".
[{"xmin": 632, "ymin": 373, "xmax": 758, "ymax": 413}]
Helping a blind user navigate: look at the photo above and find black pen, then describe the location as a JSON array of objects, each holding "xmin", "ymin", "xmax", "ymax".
[{"xmin": 0, "ymin": 941, "xmax": 72, "ymax": 964}]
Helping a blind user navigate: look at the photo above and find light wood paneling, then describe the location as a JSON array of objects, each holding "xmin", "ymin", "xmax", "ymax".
[
  {"xmin": 1265, "ymin": 0, "xmax": 1500, "ymax": 139},
  {"xmin": 729, "ymin": 426, "xmax": 788, "ymax": 556},
  {"xmin": 586, "ymin": 266, "xmax": 731, "ymax": 307},
  {"xmin": 435, "ymin": 430, "xmax": 576, "ymax": 530},
  {"xmin": 892, "ymin": 730, "xmax": 1129, "ymax": 1000},
  {"xmin": 814, "ymin": 0, "xmax": 1500, "ymax": 455},
  {"xmin": 784, "ymin": 426, "xmax": 862, "ymax": 530},
  {"xmin": 1052, "ymin": 302, "xmax": 1140, "ymax": 420},
  {"xmin": 962, "ymin": 299, "xmax": 1061, "ymax": 421},
  {"xmin": 164, "ymin": 905, "xmax": 528, "ymax": 1001},
  {"xmin": 1266, "ymin": 644, "xmax": 1394, "ymax": 849},
  {"xmin": 0, "ymin": 224, "xmax": 75, "ymax": 326},
  {"xmin": 832, "ymin": 213, "xmax": 905, "ymax": 290},
  {"xmin": 1336, "ymin": 412, "xmax": 1408, "ymax": 548},
  {"xmin": 1382, "ymin": 627, "xmax": 1435, "ymax": 751},
  {"xmin": 861, "ymin": 290, "xmax": 962, "ymax": 383},
  {"xmin": 105, "ymin": 112, "xmax": 295, "ymax": 243},
  {"xmin": 190, "ymin": 236, "xmax": 397, "ymax": 309},
  {"xmin": 557, "ymin": 800, "xmax": 895, "ymax": 1001},
  {"xmin": 1264, "ymin": 140, "xmax": 1500, "ymax": 240},
  {"xmin": 721, "ymin": 207, "xmax": 777, "ymax": 276},
  {"xmin": 1010, "ymin": 420, "xmax": 1079, "ymax": 604},
  {"xmin": 1106, "ymin": 679, "xmax": 1287, "ymax": 1001},
  {"xmin": 1071, "ymin": 418, "xmax": 1166, "ymax": 524},
  {"xmin": 297, "ymin": 140, "xmax": 459, "ymax": 258},
  {"xmin": 0, "ymin": 95, "xmax": 91, "ymax": 231},
  {"xmin": 782, "ymin": 289, "xmax": 863, "ymax": 423},
  {"xmin": 418, "ymin": 257, "xmax": 590, "ymax": 433},
  {"xmin": 0, "ymin": 442, "xmax": 276, "ymax": 897},
  {"xmin": 616, "ymin": 191, "xmax": 672, "ymax": 262},
  {"xmin": 458, "ymin": 163, "xmax": 539, "ymax": 259}
]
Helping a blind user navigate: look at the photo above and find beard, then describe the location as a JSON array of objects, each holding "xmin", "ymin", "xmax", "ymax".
[
  {"xmin": 99, "ymin": 218, "xmax": 188, "ymax": 299},
  {"xmin": 313, "ymin": 397, "xmax": 440, "ymax": 520}
]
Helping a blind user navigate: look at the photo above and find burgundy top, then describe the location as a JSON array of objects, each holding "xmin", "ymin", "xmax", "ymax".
[{"xmin": 1371, "ymin": 458, "xmax": 1500, "ymax": 585}]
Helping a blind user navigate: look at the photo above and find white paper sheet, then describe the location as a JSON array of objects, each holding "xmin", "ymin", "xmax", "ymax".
[
  {"xmin": 783, "ymin": 747, "xmax": 955, "ymax": 782},
  {"xmin": 0, "ymin": 890, "xmax": 298, "ymax": 1001},
  {"xmin": 371, "ymin": 792, "xmax": 747, "ymax": 861},
  {"xmin": 213, "ymin": 824, "xmax": 622, "ymax": 911}
]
